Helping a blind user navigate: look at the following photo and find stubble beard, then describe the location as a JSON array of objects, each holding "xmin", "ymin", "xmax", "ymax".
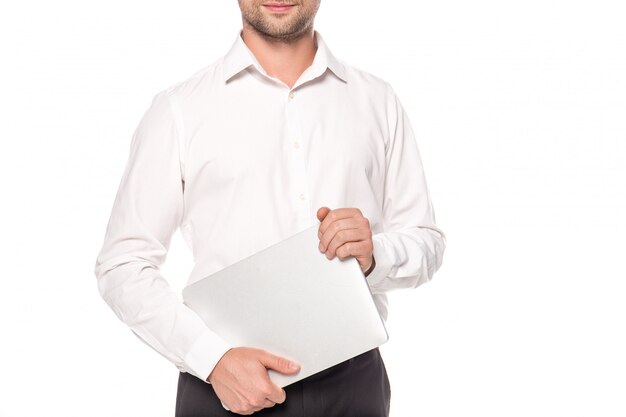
[{"xmin": 240, "ymin": 3, "xmax": 319, "ymax": 43}]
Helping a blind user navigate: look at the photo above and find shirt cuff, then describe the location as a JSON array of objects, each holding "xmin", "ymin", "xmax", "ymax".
[
  {"xmin": 183, "ymin": 328, "xmax": 233, "ymax": 384},
  {"xmin": 367, "ymin": 233, "xmax": 395, "ymax": 289}
]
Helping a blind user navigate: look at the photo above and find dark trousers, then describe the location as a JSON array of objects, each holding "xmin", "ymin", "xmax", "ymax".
[{"xmin": 175, "ymin": 348, "xmax": 391, "ymax": 417}]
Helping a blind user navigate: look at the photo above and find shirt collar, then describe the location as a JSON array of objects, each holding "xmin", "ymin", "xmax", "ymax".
[{"xmin": 222, "ymin": 29, "xmax": 347, "ymax": 84}]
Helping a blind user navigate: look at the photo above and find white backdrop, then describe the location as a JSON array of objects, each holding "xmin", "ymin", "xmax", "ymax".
[{"xmin": 1, "ymin": 1, "xmax": 625, "ymax": 416}]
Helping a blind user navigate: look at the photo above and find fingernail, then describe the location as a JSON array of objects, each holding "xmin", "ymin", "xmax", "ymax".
[
  {"xmin": 290, "ymin": 362, "xmax": 300, "ymax": 370},
  {"xmin": 319, "ymin": 243, "xmax": 324, "ymax": 252}
]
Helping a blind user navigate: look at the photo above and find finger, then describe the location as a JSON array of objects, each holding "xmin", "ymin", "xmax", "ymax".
[
  {"xmin": 262, "ymin": 398, "xmax": 277, "ymax": 408},
  {"xmin": 258, "ymin": 351, "xmax": 300, "ymax": 375},
  {"xmin": 336, "ymin": 240, "xmax": 374, "ymax": 264},
  {"xmin": 254, "ymin": 374, "xmax": 286, "ymax": 405},
  {"xmin": 318, "ymin": 217, "xmax": 363, "ymax": 252},
  {"xmin": 250, "ymin": 399, "xmax": 276, "ymax": 412},
  {"xmin": 265, "ymin": 386, "xmax": 287, "ymax": 404},
  {"xmin": 318, "ymin": 208, "xmax": 362, "ymax": 237},
  {"xmin": 316, "ymin": 206, "xmax": 331, "ymax": 222},
  {"xmin": 324, "ymin": 228, "xmax": 371, "ymax": 259}
]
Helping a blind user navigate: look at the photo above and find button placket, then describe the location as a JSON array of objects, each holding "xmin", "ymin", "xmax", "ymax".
[{"xmin": 285, "ymin": 93, "xmax": 310, "ymax": 228}]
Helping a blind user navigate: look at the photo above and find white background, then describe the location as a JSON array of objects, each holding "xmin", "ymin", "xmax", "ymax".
[{"xmin": 1, "ymin": 0, "xmax": 625, "ymax": 416}]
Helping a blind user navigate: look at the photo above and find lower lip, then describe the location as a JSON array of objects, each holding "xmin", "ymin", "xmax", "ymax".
[{"xmin": 263, "ymin": 5, "xmax": 295, "ymax": 13}]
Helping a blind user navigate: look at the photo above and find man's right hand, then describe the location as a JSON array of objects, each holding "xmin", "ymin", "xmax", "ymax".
[{"xmin": 206, "ymin": 347, "xmax": 301, "ymax": 415}]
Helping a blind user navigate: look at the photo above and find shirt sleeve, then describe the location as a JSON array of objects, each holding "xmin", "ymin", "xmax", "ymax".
[
  {"xmin": 93, "ymin": 90, "xmax": 232, "ymax": 383},
  {"xmin": 366, "ymin": 83, "xmax": 447, "ymax": 294}
]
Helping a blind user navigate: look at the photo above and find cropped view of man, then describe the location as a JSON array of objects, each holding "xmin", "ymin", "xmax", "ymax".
[{"xmin": 94, "ymin": 1, "xmax": 446, "ymax": 415}]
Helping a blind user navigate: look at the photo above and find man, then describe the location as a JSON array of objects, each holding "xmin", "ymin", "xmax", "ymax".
[{"xmin": 94, "ymin": 0, "xmax": 446, "ymax": 415}]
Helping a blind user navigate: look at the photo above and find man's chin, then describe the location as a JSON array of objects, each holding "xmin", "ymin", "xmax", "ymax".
[{"xmin": 253, "ymin": 25, "xmax": 308, "ymax": 42}]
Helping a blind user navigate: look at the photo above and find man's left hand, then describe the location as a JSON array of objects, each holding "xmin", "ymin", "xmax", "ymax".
[{"xmin": 316, "ymin": 206, "xmax": 374, "ymax": 274}]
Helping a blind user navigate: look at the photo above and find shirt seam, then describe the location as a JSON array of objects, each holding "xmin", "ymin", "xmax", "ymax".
[
  {"xmin": 166, "ymin": 91, "xmax": 186, "ymax": 182},
  {"xmin": 165, "ymin": 91, "xmax": 188, "ymax": 232}
]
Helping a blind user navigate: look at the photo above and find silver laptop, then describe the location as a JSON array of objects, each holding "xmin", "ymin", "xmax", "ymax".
[{"xmin": 182, "ymin": 224, "xmax": 388, "ymax": 387}]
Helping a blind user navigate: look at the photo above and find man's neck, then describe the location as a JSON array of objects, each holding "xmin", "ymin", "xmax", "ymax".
[{"xmin": 240, "ymin": 26, "xmax": 317, "ymax": 89}]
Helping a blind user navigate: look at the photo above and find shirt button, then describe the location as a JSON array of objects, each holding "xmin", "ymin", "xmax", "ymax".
[
  {"xmin": 288, "ymin": 91, "xmax": 295, "ymax": 100},
  {"xmin": 299, "ymin": 193, "xmax": 305, "ymax": 201},
  {"xmin": 293, "ymin": 141, "xmax": 300, "ymax": 149}
]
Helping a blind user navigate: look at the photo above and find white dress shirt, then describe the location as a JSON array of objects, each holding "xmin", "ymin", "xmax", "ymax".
[{"xmin": 94, "ymin": 29, "xmax": 446, "ymax": 384}]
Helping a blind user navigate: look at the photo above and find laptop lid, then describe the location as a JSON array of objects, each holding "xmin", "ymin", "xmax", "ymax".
[{"xmin": 182, "ymin": 224, "xmax": 388, "ymax": 387}]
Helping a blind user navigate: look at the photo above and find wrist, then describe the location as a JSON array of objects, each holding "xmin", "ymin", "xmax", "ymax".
[{"xmin": 363, "ymin": 256, "xmax": 376, "ymax": 277}]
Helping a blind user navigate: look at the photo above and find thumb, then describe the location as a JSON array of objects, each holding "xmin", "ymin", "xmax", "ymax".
[
  {"xmin": 317, "ymin": 206, "xmax": 331, "ymax": 222},
  {"xmin": 258, "ymin": 351, "xmax": 301, "ymax": 375}
]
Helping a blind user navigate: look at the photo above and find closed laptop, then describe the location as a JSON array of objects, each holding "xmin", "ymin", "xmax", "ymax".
[{"xmin": 182, "ymin": 224, "xmax": 388, "ymax": 387}]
